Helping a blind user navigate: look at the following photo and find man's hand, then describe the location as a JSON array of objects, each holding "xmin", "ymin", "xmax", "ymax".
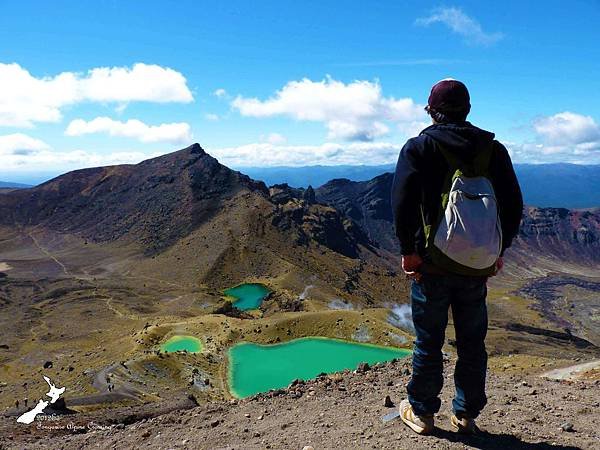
[
  {"xmin": 402, "ymin": 253, "xmax": 423, "ymax": 282},
  {"xmin": 490, "ymin": 256, "xmax": 504, "ymax": 276}
]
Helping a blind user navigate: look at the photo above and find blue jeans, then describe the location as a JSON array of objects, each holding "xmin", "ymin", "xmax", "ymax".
[{"xmin": 407, "ymin": 273, "xmax": 488, "ymax": 418}]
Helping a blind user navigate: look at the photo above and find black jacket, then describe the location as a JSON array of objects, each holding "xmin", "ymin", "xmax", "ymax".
[{"xmin": 391, "ymin": 122, "xmax": 523, "ymax": 260}]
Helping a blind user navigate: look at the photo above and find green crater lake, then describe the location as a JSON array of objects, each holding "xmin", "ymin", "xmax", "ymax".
[
  {"xmin": 160, "ymin": 335, "xmax": 203, "ymax": 353},
  {"xmin": 224, "ymin": 283, "xmax": 271, "ymax": 310},
  {"xmin": 228, "ymin": 337, "xmax": 411, "ymax": 398}
]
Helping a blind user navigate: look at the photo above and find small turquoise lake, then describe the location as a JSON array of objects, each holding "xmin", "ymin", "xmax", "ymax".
[
  {"xmin": 224, "ymin": 283, "xmax": 271, "ymax": 310},
  {"xmin": 160, "ymin": 335, "xmax": 203, "ymax": 353},
  {"xmin": 228, "ymin": 337, "xmax": 411, "ymax": 398}
]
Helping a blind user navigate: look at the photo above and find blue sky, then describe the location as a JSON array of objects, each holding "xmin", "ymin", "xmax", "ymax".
[{"xmin": 1, "ymin": 0, "xmax": 599, "ymax": 182}]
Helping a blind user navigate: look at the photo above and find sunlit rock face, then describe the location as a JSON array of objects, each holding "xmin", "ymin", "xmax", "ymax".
[{"xmin": 517, "ymin": 207, "xmax": 600, "ymax": 263}]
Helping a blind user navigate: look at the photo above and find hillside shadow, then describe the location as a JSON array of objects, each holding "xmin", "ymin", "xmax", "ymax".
[{"xmin": 432, "ymin": 427, "xmax": 582, "ymax": 450}]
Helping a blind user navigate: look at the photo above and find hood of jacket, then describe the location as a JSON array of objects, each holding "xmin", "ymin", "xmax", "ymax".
[{"xmin": 421, "ymin": 122, "xmax": 495, "ymax": 163}]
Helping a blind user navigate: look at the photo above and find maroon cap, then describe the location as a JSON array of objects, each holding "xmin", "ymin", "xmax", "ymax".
[{"xmin": 427, "ymin": 79, "xmax": 471, "ymax": 115}]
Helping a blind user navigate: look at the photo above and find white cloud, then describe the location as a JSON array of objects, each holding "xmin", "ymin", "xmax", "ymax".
[
  {"xmin": 0, "ymin": 133, "xmax": 50, "ymax": 156},
  {"xmin": 231, "ymin": 77, "xmax": 426, "ymax": 141},
  {"xmin": 0, "ymin": 62, "xmax": 193, "ymax": 127},
  {"xmin": 0, "ymin": 64, "xmax": 75, "ymax": 127},
  {"xmin": 416, "ymin": 7, "xmax": 503, "ymax": 46},
  {"xmin": 0, "ymin": 137, "xmax": 164, "ymax": 171},
  {"xmin": 505, "ymin": 142, "xmax": 600, "ymax": 164},
  {"xmin": 208, "ymin": 141, "xmax": 402, "ymax": 167},
  {"xmin": 507, "ymin": 112, "xmax": 600, "ymax": 163},
  {"xmin": 534, "ymin": 112, "xmax": 600, "ymax": 145},
  {"xmin": 213, "ymin": 88, "xmax": 227, "ymax": 98},
  {"xmin": 204, "ymin": 113, "xmax": 220, "ymax": 121},
  {"xmin": 9, "ymin": 150, "xmax": 158, "ymax": 170},
  {"xmin": 78, "ymin": 64, "xmax": 193, "ymax": 103},
  {"xmin": 65, "ymin": 117, "xmax": 192, "ymax": 144}
]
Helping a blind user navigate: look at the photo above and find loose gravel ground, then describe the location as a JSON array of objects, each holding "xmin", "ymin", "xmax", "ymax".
[{"xmin": 2, "ymin": 357, "xmax": 599, "ymax": 449}]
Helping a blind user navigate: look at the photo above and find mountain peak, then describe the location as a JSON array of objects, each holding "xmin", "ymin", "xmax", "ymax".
[
  {"xmin": 0, "ymin": 144, "xmax": 267, "ymax": 254},
  {"xmin": 189, "ymin": 143, "xmax": 204, "ymax": 155}
]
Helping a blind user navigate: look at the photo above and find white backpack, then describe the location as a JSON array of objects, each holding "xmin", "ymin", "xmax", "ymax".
[{"xmin": 424, "ymin": 145, "xmax": 502, "ymax": 276}]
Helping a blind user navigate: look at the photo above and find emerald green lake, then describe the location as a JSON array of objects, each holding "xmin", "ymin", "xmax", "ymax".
[
  {"xmin": 224, "ymin": 283, "xmax": 271, "ymax": 310},
  {"xmin": 228, "ymin": 337, "xmax": 411, "ymax": 398},
  {"xmin": 160, "ymin": 335, "xmax": 203, "ymax": 353}
]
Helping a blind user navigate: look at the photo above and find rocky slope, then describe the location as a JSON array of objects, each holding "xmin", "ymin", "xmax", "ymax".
[
  {"xmin": 0, "ymin": 144, "xmax": 269, "ymax": 255},
  {"xmin": 268, "ymin": 183, "xmax": 375, "ymax": 259},
  {"xmin": 315, "ymin": 174, "xmax": 396, "ymax": 254}
]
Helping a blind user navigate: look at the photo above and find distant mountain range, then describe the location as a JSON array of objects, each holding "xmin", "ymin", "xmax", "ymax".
[
  {"xmin": 513, "ymin": 164, "xmax": 600, "ymax": 209},
  {"xmin": 238, "ymin": 165, "xmax": 397, "ymax": 190},
  {"xmin": 0, "ymin": 181, "xmax": 31, "ymax": 189},
  {"xmin": 239, "ymin": 163, "xmax": 600, "ymax": 209}
]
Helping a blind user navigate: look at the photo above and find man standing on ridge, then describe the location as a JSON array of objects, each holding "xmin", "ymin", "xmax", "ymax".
[{"xmin": 391, "ymin": 79, "xmax": 523, "ymax": 435}]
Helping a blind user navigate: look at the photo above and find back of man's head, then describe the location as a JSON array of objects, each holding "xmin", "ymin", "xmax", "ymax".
[{"xmin": 426, "ymin": 79, "xmax": 471, "ymax": 123}]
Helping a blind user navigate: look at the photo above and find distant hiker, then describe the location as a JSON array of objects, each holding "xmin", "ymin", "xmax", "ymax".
[
  {"xmin": 15, "ymin": 399, "xmax": 19, "ymax": 410},
  {"xmin": 391, "ymin": 79, "xmax": 523, "ymax": 434}
]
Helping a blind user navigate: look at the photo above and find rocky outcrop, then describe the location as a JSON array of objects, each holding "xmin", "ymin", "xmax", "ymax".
[
  {"xmin": 316, "ymin": 174, "xmax": 398, "ymax": 253},
  {"xmin": 266, "ymin": 182, "xmax": 375, "ymax": 258},
  {"xmin": 516, "ymin": 206, "xmax": 600, "ymax": 263},
  {"xmin": 270, "ymin": 196, "xmax": 373, "ymax": 259}
]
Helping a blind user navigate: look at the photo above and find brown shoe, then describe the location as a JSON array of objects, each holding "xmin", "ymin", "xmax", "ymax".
[
  {"xmin": 399, "ymin": 399, "xmax": 434, "ymax": 435},
  {"xmin": 450, "ymin": 413, "xmax": 479, "ymax": 434}
]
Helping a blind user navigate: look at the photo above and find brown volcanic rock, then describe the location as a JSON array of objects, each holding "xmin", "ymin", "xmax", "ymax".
[
  {"xmin": 269, "ymin": 184, "xmax": 374, "ymax": 258},
  {"xmin": 0, "ymin": 144, "xmax": 267, "ymax": 254},
  {"xmin": 271, "ymin": 202, "xmax": 370, "ymax": 259}
]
